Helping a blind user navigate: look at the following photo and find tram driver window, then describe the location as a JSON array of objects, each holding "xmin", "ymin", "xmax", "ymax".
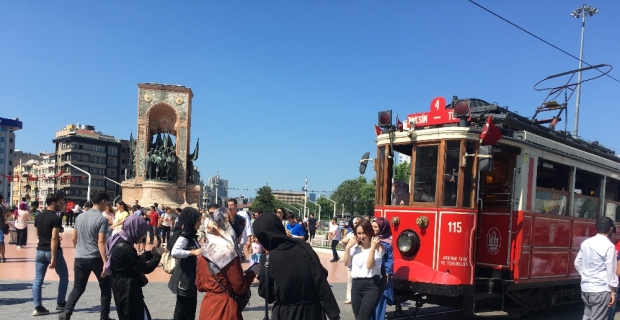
[
  {"xmin": 413, "ymin": 146, "xmax": 438, "ymax": 203},
  {"xmin": 442, "ymin": 141, "xmax": 460, "ymax": 206},
  {"xmin": 535, "ymin": 160, "xmax": 570, "ymax": 215},
  {"xmin": 605, "ymin": 178, "xmax": 620, "ymax": 222},
  {"xmin": 573, "ymin": 169, "xmax": 601, "ymax": 219}
]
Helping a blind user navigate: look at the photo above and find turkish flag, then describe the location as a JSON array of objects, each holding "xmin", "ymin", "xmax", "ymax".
[
  {"xmin": 480, "ymin": 114, "xmax": 503, "ymax": 145},
  {"xmin": 396, "ymin": 116, "xmax": 403, "ymax": 132},
  {"xmin": 374, "ymin": 124, "xmax": 383, "ymax": 136}
]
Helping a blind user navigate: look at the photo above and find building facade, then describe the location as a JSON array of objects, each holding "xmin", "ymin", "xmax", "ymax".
[
  {"xmin": 0, "ymin": 117, "xmax": 22, "ymax": 200},
  {"xmin": 53, "ymin": 124, "xmax": 128, "ymax": 204},
  {"xmin": 273, "ymin": 190, "xmax": 306, "ymax": 205},
  {"xmin": 10, "ymin": 153, "xmax": 56, "ymax": 208}
]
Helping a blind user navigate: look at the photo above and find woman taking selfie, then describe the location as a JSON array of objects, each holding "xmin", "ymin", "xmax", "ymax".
[
  {"xmin": 196, "ymin": 208, "xmax": 256, "ymax": 320},
  {"xmin": 105, "ymin": 215, "xmax": 162, "ymax": 320},
  {"xmin": 343, "ymin": 220, "xmax": 384, "ymax": 320}
]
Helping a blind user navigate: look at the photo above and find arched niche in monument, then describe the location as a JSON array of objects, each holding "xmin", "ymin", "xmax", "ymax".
[{"xmin": 122, "ymin": 83, "xmax": 201, "ymax": 208}]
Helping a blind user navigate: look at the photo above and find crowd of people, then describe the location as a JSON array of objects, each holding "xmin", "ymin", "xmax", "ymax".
[{"xmin": 0, "ymin": 190, "xmax": 403, "ymax": 320}]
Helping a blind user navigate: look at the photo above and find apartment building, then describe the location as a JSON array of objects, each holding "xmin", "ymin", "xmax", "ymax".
[
  {"xmin": 0, "ymin": 117, "xmax": 22, "ymax": 200},
  {"xmin": 53, "ymin": 124, "xmax": 128, "ymax": 204},
  {"xmin": 272, "ymin": 190, "xmax": 306, "ymax": 205}
]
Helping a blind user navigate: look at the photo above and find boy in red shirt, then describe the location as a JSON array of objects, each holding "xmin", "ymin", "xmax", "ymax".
[{"xmin": 148, "ymin": 206, "xmax": 161, "ymax": 247}]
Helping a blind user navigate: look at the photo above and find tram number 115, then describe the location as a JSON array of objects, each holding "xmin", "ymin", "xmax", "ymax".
[{"xmin": 448, "ymin": 222, "xmax": 462, "ymax": 233}]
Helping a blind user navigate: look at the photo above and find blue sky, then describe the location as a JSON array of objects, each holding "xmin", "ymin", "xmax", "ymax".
[{"xmin": 2, "ymin": 1, "xmax": 619, "ymax": 198}]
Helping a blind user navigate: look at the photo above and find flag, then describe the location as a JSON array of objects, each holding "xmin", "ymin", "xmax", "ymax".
[
  {"xmin": 396, "ymin": 116, "xmax": 403, "ymax": 132},
  {"xmin": 480, "ymin": 114, "xmax": 503, "ymax": 145},
  {"xmin": 374, "ymin": 124, "xmax": 383, "ymax": 136}
]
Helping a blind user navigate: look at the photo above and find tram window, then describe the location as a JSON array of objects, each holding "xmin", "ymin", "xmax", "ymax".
[
  {"xmin": 462, "ymin": 142, "xmax": 475, "ymax": 208},
  {"xmin": 442, "ymin": 141, "xmax": 460, "ymax": 206},
  {"xmin": 605, "ymin": 178, "xmax": 620, "ymax": 222},
  {"xmin": 572, "ymin": 169, "xmax": 601, "ymax": 219},
  {"xmin": 535, "ymin": 160, "xmax": 570, "ymax": 215},
  {"xmin": 413, "ymin": 145, "xmax": 438, "ymax": 203}
]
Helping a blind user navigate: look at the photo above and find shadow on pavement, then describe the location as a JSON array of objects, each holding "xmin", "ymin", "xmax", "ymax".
[{"xmin": 0, "ymin": 282, "xmax": 32, "ymax": 292}]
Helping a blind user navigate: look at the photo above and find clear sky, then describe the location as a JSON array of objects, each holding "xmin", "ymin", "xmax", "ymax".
[{"xmin": 2, "ymin": 1, "xmax": 619, "ymax": 198}]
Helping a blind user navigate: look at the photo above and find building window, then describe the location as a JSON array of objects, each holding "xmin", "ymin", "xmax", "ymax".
[
  {"xmin": 0, "ymin": 137, "xmax": 3, "ymax": 142},
  {"xmin": 108, "ymin": 158, "xmax": 117, "ymax": 166},
  {"xmin": 107, "ymin": 169, "xmax": 117, "ymax": 177},
  {"xmin": 0, "ymin": 127, "xmax": 5, "ymax": 131},
  {"xmin": 108, "ymin": 148, "xmax": 117, "ymax": 156},
  {"xmin": 9, "ymin": 138, "xmax": 13, "ymax": 143}
]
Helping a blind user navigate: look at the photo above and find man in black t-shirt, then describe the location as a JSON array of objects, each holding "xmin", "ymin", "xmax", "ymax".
[
  {"xmin": 307, "ymin": 213, "xmax": 318, "ymax": 242},
  {"xmin": 32, "ymin": 193, "xmax": 69, "ymax": 316}
]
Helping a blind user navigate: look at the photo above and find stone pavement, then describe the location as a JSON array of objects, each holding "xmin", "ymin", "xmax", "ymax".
[{"xmin": 0, "ymin": 280, "xmax": 356, "ymax": 320}]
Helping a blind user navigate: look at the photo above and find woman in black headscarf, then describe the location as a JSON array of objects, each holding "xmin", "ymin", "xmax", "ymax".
[
  {"xmin": 254, "ymin": 213, "xmax": 341, "ymax": 320},
  {"xmin": 168, "ymin": 207, "xmax": 203, "ymax": 320}
]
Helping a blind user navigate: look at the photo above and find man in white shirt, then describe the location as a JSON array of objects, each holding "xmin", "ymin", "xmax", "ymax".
[{"xmin": 574, "ymin": 216, "xmax": 618, "ymax": 320}]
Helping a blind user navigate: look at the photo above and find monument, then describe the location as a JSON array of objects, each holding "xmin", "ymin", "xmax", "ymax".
[{"xmin": 121, "ymin": 83, "xmax": 202, "ymax": 208}]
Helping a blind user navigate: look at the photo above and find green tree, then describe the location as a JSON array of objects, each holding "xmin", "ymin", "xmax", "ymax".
[
  {"xmin": 251, "ymin": 185, "xmax": 278, "ymax": 213},
  {"xmin": 394, "ymin": 161, "xmax": 410, "ymax": 183},
  {"xmin": 315, "ymin": 196, "xmax": 335, "ymax": 221},
  {"xmin": 331, "ymin": 176, "xmax": 376, "ymax": 217}
]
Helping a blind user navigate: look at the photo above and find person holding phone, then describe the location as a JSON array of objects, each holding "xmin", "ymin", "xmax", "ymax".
[
  {"xmin": 343, "ymin": 220, "xmax": 384, "ymax": 320},
  {"xmin": 196, "ymin": 208, "xmax": 256, "ymax": 319},
  {"xmin": 340, "ymin": 217, "xmax": 361, "ymax": 304}
]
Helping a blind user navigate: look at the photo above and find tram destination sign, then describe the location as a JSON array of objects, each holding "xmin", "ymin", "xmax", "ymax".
[{"xmin": 408, "ymin": 96, "xmax": 460, "ymax": 128}]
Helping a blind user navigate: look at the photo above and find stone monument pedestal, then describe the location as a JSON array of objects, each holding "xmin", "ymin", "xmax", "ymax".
[{"xmin": 122, "ymin": 180, "xmax": 200, "ymax": 208}]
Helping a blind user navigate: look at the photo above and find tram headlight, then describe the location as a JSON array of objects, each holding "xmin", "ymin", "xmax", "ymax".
[{"xmin": 397, "ymin": 229, "xmax": 421, "ymax": 257}]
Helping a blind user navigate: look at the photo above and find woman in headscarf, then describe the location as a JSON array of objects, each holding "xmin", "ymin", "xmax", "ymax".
[
  {"xmin": 15, "ymin": 202, "xmax": 30, "ymax": 248},
  {"xmin": 196, "ymin": 208, "xmax": 256, "ymax": 320},
  {"xmin": 371, "ymin": 217, "xmax": 394, "ymax": 320},
  {"xmin": 168, "ymin": 207, "xmax": 202, "ymax": 320},
  {"xmin": 392, "ymin": 181, "xmax": 410, "ymax": 206},
  {"xmin": 254, "ymin": 213, "xmax": 340, "ymax": 320},
  {"xmin": 105, "ymin": 215, "xmax": 162, "ymax": 320}
]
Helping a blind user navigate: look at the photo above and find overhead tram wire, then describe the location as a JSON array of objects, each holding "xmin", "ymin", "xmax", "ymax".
[{"xmin": 467, "ymin": 0, "xmax": 620, "ymax": 85}]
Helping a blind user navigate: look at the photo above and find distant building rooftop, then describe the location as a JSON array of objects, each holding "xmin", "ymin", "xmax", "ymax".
[{"xmin": 0, "ymin": 117, "xmax": 23, "ymax": 130}]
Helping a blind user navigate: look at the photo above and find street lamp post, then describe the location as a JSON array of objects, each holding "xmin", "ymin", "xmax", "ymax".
[
  {"xmin": 67, "ymin": 163, "xmax": 91, "ymax": 202},
  {"xmin": 286, "ymin": 206, "xmax": 301, "ymax": 217},
  {"xmin": 571, "ymin": 4, "xmax": 598, "ymax": 138},
  {"xmin": 302, "ymin": 177, "xmax": 308, "ymax": 219},
  {"xmin": 320, "ymin": 194, "xmax": 337, "ymax": 219},
  {"xmin": 307, "ymin": 199, "xmax": 321, "ymax": 222}
]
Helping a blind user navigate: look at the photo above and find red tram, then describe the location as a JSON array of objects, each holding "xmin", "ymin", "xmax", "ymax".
[{"xmin": 370, "ymin": 96, "xmax": 620, "ymax": 317}]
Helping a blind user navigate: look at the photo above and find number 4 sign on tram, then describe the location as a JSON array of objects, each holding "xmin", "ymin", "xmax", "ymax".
[{"xmin": 407, "ymin": 96, "xmax": 460, "ymax": 128}]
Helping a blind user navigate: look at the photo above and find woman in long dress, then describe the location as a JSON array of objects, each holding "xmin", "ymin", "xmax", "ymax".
[
  {"xmin": 253, "ymin": 213, "xmax": 340, "ymax": 320},
  {"xmin": 105, "ymin": 215, "xmax": 162, "ymax": 320},
  {"xmin": 196, "ymin": 208, "xmax": 256, "ymax": 320},
  {"xmin": 168, "ymin": 207, "xmax": 202, "ymax": 320}
]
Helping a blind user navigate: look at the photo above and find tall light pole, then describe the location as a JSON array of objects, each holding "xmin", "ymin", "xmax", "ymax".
[
  {"xmin": 571, "ymin": 4, "xmax": 598, "ymax": 138},
  {"xmin": 320, "ymin": 194, "xmax": 337, "ymax": 219},
  {"xmin": 302, "ymin": 177, "xmax": 308, "ymax": 219}
]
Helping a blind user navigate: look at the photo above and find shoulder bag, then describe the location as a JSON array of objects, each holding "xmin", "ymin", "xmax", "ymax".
[
  {"xmin": 161, "ymin": 250, "xmax": 178, "ymax": 274},
  {"xmin": 207, "ymin": 260, "xmax": 251, "ymax": 312}
]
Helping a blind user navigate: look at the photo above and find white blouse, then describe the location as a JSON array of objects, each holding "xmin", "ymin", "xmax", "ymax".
[{"xmin": 349, "ymin": 245, "xmax": 384, "ymax": 279}]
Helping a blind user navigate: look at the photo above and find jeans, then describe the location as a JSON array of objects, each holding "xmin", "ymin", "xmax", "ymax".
[
  {"xmin": 33, "ymin": 250, "xmax": 69, "ymax": 307},
  {"xmin": 150, "ymin": 225, "xmax": 161, "ymax": 245},
  {"xmin": 162, "ymin": 226, "xmax": 171, "ymax": 243},
  {"xmin": 331, "ymin": 240, "xmax": 340, "ymax": 260},
  {"xmin": 65, "ymin": 212, "xmax": 74, "ymax": 226},
  {"xmin": 351, "ymin": 276, "xmax": 382, "ymax": 320},
  {"xmin": 65, "ymin": 258, "xmax": 111, "ymax": 318}
]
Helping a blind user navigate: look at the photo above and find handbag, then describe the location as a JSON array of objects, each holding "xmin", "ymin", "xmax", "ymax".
[
  {"xmin": 161, "ymin": 250, "xmax": 178, "ymax": 274},
  {"xmin": 207, "ymin": 261, "xmax": 251, "ymax": 312}
]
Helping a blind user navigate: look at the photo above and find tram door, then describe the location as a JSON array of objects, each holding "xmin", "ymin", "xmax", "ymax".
[{"xmin": 476, "ymin": 145, "xmax": 520, "ymax": 271}]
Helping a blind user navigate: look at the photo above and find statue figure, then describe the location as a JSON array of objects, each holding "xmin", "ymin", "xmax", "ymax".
[
  {"xmin": 187, "ymin": 138, "xmax": 199, "ymax": 183},
  {"xmin": 145, "ymin": 148, "xmax": 155, "ymax": 179},
  {"xmin": 154, "ymin": 149, "xmax": 165, "ymax": 180},
  {"xmin": 128, "ymin": 133, "xmax": 136, "ymax": 179},
  {"xmin": 166, "ymin": 153, "xmax": 177, "ymax": 181}
]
